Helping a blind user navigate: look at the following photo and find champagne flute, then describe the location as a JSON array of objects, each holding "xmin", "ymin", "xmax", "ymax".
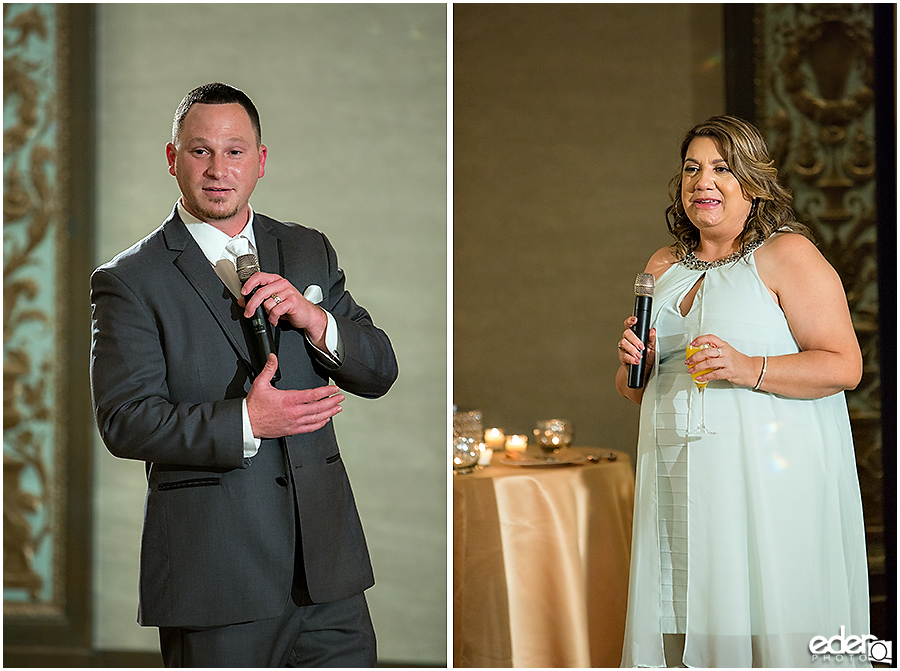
[
  {"xmin": 687, "ymin": 276, "xmax": 715, "ymax": 436},
  {"xmin": 686, "ymin": 342, "xmax": 715, "ymax": 435}
]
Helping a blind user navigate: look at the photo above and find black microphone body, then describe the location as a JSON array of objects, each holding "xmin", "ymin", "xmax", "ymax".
[
  {"xmin": 247, "ymin": 303, "xmax": 279, "ymax": 379},
  {"xmin": 627, "ymin": 273, "xmax": 655, "ymax": 389},
  {"xmin": 627, "ymin": 295, "xmax": 652, "ymax": 388},
  {"xmin": 236, "ymin": 254, "xmax": 280, "ymax": 383}
]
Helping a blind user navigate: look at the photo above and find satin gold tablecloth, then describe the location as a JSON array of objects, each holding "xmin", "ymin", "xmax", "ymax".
[{"xmin": 453, "ymin": 447, "xmax": 635, "ymax": 668}]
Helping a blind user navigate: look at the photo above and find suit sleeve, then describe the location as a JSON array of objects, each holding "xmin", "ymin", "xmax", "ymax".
[
  {"xmin": 309, "ymin": 232, "xmax": 398, "ymax": 399},
  {"xmin": 90, "ymin": 267, "xmax": 246, "ymax": 469}
]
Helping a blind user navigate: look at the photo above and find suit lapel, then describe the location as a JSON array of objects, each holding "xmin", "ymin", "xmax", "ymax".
[
  {"xmin": 253, "ymin": 214, "xmax": 281, "ymax": 275},
  {"xmin": 254, "ymin": 213, "xmax": 318, "ymax": 293},
  {"xmin": 162, "ymin": 211, "xmax": 254, "ymax": 365}
]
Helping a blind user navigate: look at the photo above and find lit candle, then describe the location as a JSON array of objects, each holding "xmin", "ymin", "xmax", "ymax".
[
  {"xmin": 505, "ymin": 434, "xmax": 528, "ymax": 452},
  {"xmin": 477, "ymin": 443, "xmax": 493, "ymax": 466},
  {"xmin": 484, "ymin": 427, "xmax": 505, "ymax": 451}
]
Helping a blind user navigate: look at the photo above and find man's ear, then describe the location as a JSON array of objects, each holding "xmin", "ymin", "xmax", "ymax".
[
  {"xmin": 166, "ymin": 143, "xmax": 177, "ymax": 176},
  {"xmin": 258, "ymin": 144, "xmax": 267, "ymax": 179}
]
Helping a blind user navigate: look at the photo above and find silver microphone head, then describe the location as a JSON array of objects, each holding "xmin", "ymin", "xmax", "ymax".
[
  {"xmin": 634, "ymin": 273, "xmax": 655, "ymax": 297},
  {"xmin": 235, "ymin": 253, "xmax": 260, "ymax": 285}
]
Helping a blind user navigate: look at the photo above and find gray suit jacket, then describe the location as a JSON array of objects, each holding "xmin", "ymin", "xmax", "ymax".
[{"xmin": 90, "ymin": 207, "xmax": 398, "ymax": 628}]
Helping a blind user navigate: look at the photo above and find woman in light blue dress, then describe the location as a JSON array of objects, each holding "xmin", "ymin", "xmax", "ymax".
[{"xmin": 615, "ymin": 116, "xmax": 870, "ymax": 668}]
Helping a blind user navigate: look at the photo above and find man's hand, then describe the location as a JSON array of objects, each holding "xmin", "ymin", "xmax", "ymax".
[
  {"xmin": 241, "ymin": 271, "xmax": 328, "ymax": 347},
  {"xmin": 246, "ymin": 354, "xmax": 343, "ymax": 438}
]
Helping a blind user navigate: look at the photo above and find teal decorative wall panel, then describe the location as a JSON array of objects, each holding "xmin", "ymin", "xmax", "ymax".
[
  {"xmin": 756, "ymin": 3, "xmax": 880, "ymax": 521},
  {"xmin": 3, "ymin": 2, "xmax": 62, "ymax": 612},
  {"xmin": 755, "ymin": 1, "xmax": 884, "ymax": 612}
]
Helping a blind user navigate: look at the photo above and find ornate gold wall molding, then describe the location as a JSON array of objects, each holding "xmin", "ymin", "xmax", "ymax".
[
  {"xmin": 5, "ymin": 4, "xmax": 95, "ymax": 662},
  {"xmin": 756, "ymin": 2, "xmax": 882, "ymax": 549},
  {"xmin": 3, "ymin": 2, "xmax": 65, "ymax": 615}
]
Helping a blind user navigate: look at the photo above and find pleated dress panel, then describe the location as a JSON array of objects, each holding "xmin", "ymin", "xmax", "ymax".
[{"xmin": 621, "ymin": 251, "xmax": 870, "ymax": 668}]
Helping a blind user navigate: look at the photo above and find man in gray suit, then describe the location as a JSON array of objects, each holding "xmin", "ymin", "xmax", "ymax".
[{"xmin": 90, "ymin": 83, "xmax": 398, "ymax": 667}]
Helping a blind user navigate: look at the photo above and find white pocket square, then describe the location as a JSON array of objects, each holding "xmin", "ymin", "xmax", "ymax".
[{"xmin": 303, "ymin": 285, "xmax": 324, "ymax": 304}]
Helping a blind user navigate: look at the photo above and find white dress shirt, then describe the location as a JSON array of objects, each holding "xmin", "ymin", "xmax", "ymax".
[{"xmin": 178, "ymin": 201, "xmax": 341, "ymax": 458}]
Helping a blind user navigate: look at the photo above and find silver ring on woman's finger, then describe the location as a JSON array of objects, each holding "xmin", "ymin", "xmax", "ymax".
[
  {"xmin": 270, "ymin": 294, "xmax": 282, "ymax": 305},
  {"xmin": 716, "ymin": 347, "xmax": 722, "ymax": 357}
]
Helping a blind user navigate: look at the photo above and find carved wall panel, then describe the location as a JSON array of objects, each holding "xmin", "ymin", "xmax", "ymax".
[
  {"xmin": 755, "ymin": 1, "xmax": 883, "ymax": 574},
  {"xmin": 4, "ymin": 4, "xmax": 94, "ymax": 663},
  {"xmin": 3, "ymin": 2, "xmax": 63, "ymax": 614}
]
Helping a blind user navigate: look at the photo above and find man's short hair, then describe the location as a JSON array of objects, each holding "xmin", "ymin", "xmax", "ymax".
[{"xmin": 172, "ymin": 82, "xmax": 262, "ymax": 146}]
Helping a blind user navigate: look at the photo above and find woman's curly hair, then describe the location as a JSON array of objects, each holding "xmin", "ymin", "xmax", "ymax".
[{"xmin": 665, "ymin": 115, "xmax": 814, "ymax": 261}]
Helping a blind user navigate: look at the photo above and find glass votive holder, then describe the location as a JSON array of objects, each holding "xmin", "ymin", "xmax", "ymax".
[
  {"xmin": 453, "ymin": 409, "xmax": 484, "ymax": 443},
  {"xmin": 505, "ymin": 434, "xmax": 528, "ymax": 452},
  {"xmin": 452, "ymin": 436, "xmax": 479, "ymax": 473},
  {"xmin": 534, "ymin": 419, "xmax": 573, "ymax": 455},
  {"xmin": 484, "ymin": 427, "xmax": 506, "ymax": 452}
]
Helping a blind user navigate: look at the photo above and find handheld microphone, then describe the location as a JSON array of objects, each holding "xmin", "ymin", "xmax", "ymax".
[
  {"xmin": 235, "ymin": 253, "xmax": 280, "ymax": 383},
  {"xmin": 627, "ymin": 273, "xmax": 655, "ymax": 389}
]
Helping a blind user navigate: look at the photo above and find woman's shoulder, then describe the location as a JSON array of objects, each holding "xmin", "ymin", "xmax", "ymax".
[
  {"xmin": 645, "ymin": 245, "xmax": 678, "ymax": 280},
  {"xmin": 756, "ymin": 229, "xmax": 840, "ymax": 290},
  {"xmin": 760, "ymin": 229, "xmax": 818, "ymax": 252},
  {"xmin": 756, "ymin": 230, "xmax": 824, "ymax": 268}
]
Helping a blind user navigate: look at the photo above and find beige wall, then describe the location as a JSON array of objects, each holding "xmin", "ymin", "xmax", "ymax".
[
  {"xmin": 93, "ymin": 4, "xmax": 446, "ymax": 664},
  {"xmin": 454, "ymin": 4, "xmax": 725, "ymax": 462}
]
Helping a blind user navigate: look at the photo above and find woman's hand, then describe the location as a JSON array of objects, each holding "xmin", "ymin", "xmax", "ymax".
[
  {"xmin": 618, "ymin": 316, "xmax": 656, "ymax": 369},
  {"xmin": 616, "ymin": 316, "xmax": 657, "ymax": 404},
  {"xmin": 686, "ymin": 334, "xmax": 763, "ymax": 388}
]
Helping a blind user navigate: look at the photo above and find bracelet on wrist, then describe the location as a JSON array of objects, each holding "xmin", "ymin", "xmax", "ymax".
[{"xmin": 753, "ymin": 355, "xmax": 768, "ymax": 390}]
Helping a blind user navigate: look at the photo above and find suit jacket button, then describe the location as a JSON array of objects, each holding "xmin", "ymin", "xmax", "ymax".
[{"xmin": 275, "ymin": 475, "xmax": 288, "ymax": 487}]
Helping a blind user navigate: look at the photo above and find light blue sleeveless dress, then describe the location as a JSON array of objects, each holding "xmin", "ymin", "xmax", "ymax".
[{"xmin": 621, "ymin": 245, "xmax": 870, "ymax": 668}]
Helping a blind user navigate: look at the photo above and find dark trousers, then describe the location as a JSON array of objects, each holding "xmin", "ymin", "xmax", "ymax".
[{"xmin": 158, "ymin": 591, "xmax": 376, "ymax": 667}]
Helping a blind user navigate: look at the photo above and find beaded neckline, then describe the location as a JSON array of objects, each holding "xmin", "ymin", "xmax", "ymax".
[{"xmin": 680, "ymin": 237, "xmax": 765, "ymax": 271}]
